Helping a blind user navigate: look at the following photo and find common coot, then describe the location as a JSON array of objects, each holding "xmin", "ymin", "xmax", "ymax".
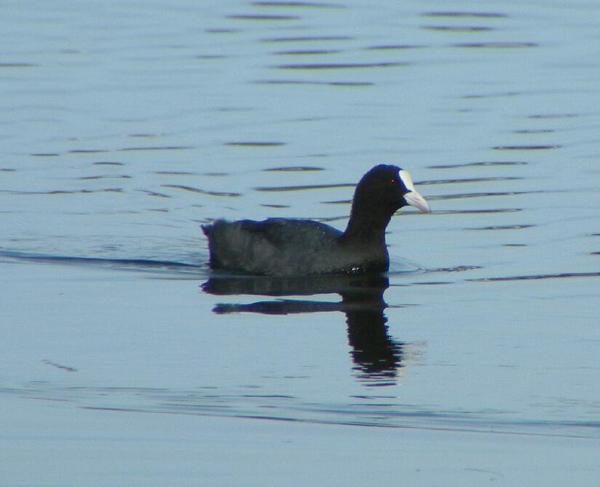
[{"xmin": 202, "ymin": 164, "xmax": 430, "ymax": 276}]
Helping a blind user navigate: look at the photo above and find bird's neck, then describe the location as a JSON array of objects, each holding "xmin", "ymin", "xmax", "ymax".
[{"xmin": 342, "ymin": 209, "xmax": 391, "ymax": 245}]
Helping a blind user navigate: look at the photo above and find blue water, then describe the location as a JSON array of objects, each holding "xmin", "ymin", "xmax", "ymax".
[{"xmin": 2, "ymin": 1, "xmax": 600, "ymax": 485}]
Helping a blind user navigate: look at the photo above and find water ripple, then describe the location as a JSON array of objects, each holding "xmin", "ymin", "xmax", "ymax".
[
  {"xmin": 227, "ymin": 14, "xmax": 301, "ymax": 21},
  {"xmin": 252, "ymin": 1, "xmax": 345, "ymax": 8},
  {"xmin": 421, "ymin": 11, "xmax": 508, "ymax": 19},
  {"xmin": 260, "ymin": 35, "xmax": 353, "ymax": 43},
  {"xmin": 263, "ymin": 165, "xmax": 324, "ymax": 172},
  {"xmin": 493, "ymin": 144, "xmax": 562, "ymax": 151},
  {"xmin": 469, "ymin": 272, "xmax": 600, "ymax": 282},
  {"xmin": 428, "ymin": 161, "xmax": 528, "ymax": 169},
  {"xmin": 4, "ymin": 382, "xmax": 598, "ymax": 439},
  {"xmin": 275, "ymin": 61, "xmax": 409, "ymax": 70},
  {"xmin": 161, "ymin": 184, "xmax": 242, "ymax": 197},
  {"xmin": 422, "ymin": 25, "xmax": 496, "ymax": 33},
  {"xmin": 452, "ymin": 42, "xmax": 538, "ymax": 49},
  {"xmin": 0, "ymin": 250, "xmax": 202, "ymax": 273},
  {"xmin": 0, "ymin": 62, "xmax": 38, "ymax": 68},
  {"xmin": 224, "ymin": 141, "xmax": 286, "ymax": 147},
  {"xmin": 255, "ymin": 182, "xmax": 352, "ymax": 192},
  {"xmin": 256, "ymin": 79, "xmax": 373, "ymax": 86}
]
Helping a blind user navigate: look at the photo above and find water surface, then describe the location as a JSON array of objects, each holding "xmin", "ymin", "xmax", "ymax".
[{"xmin": 2, "ymin": 1, "xmax": 600, "ymax": 485}]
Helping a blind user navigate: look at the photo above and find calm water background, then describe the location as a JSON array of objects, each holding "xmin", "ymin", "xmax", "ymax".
[{"xmin": 2, "ymin": 1, "xmax": 600, "ymax": 485}]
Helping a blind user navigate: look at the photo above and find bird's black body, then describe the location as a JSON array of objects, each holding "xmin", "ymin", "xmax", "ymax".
[{"xmin": 202, "ymin": 164, "xmax": 429, "ymax": 276}]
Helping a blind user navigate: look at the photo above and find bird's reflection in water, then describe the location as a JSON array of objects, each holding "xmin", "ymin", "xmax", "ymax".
[{"xmin": 202, "ymin": 273, "xmax": 405, "ymax": 383}]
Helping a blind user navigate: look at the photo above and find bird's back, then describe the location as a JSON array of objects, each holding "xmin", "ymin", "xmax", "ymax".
[{"xmin": 203, "ymin": 218, "xmax": 344, "ymax": 275}]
